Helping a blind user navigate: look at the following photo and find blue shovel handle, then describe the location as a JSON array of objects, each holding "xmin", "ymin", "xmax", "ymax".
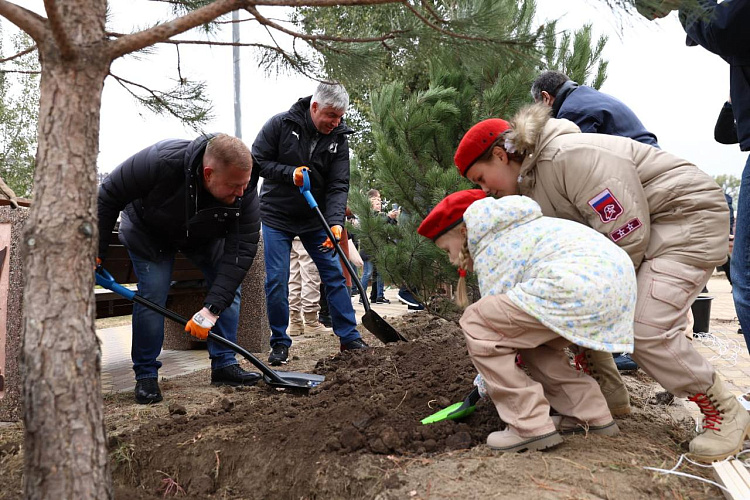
[
  {"xmin": 299, "ymin": 169, "xmax": 318, "ymax": 209},
  {"xmin": 95, "ymin": 267, "xmax": 135, "ymax": 300}
]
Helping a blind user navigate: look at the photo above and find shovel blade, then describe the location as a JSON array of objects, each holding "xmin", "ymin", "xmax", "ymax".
[
  {"xmin": 421, "ymin": 400, "xmax": 477, "ymax": 425},
  {"xmin": 263, "ymin": 371, "xmax": 326, "ymax": 390},
  {"xmin": 361, "ymin": 310, "xmax": 407, "ymax": 344}
]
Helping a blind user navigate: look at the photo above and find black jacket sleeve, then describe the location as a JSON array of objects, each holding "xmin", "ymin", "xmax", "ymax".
[
  {"xmin": 715, "ymin": 101, "xmax": 739, "ymax": 144},
  {"xmin": 203, "ymin": 187, "xmax": 261, "ymax": 311},
  {"xmin": 322, "ymin": 139, "xmax": 350, "ymax": 228},
  {"xmin": 97, "ymin": 145, "xmax": 162, "ymax": 261},
  {"xmin": 252, "ymin": 115, "xmax": 296, "ymax": 184},
  {"xmin": 681, "ymin": 0, "xmax": 750, "ymax": 57}
]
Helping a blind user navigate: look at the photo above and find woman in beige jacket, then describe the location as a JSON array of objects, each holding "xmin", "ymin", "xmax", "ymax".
[{"xmin": 453, "ymin": 103, "xmax": 748, "ymax": 462}]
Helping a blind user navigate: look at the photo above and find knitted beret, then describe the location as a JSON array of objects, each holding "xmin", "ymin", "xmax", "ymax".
[
  {"xmin": 454, "ymin": 118, "xmax": 511, "ymax": 177},
  {"xmin": 417, "ymin": 190, "xmax": 487, "ymax": 241}
]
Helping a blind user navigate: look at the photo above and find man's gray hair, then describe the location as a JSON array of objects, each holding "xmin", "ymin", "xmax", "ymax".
[
  {"xmin": 530, "ymin": 70, "xmax": 571, "ymax": 102},
  {"xmin": 311, "ymin": 81, "xmax": 349, "ymax": 112}
]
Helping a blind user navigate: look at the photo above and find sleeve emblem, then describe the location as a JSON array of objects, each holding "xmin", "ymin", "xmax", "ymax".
[{"xmin": 588, "ymin": 188, "xmax": 624, "ymax": 223}]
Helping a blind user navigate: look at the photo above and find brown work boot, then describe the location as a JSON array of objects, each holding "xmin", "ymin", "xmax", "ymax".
[
  {"xmin": 688, "ymin": 374, "xmax": 750, "ymax": 462},
  {"xmin": 288, "ymin": 310, "xmax": 304, "ymax": 337},
  {"xmin": 304, "ymin": 312, "xmax": 332, "ymax": 335},
  {"xmin": 575, "ymin": 349, "xmax": 631, "ymax": 416},
  {"xmin": 486, "ymin": 427, "xmax": 563, "ymax": 453},
  {"xmin": 551, "ymin": 415, "xmax": 620, "ymax": 436}
]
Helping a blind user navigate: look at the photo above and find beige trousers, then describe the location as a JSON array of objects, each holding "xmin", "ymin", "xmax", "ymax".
[
  {"xmin": 288, "ymin": 238, "xmax": 321, "ymax": 314},
  {"xmin": 630, "ymin": 258, "xmax": 715, "ymax": 396},
  {"xmin": 460, "ymin": 295, "xmax": 612, "ymax": 437}
]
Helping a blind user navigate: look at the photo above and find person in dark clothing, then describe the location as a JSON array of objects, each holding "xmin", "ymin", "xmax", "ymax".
[
  {"xmin": 252, "ymin": 82, "xmax": 367, "ymax": 366},
  {"xmin": 530, "ymin": 70, "xmax": 659, "ymax": 147},
  {"xmin": 640, "ymin": 0, "xmax": 750, "ymax": 351},
  {"xmin": 97, "ymin": 133, "xmax": 262, "ymax": 404}
]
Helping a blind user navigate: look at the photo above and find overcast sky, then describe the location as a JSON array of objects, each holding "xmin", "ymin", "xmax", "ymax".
[{"xmin": 12, "ymin": 1, "xmax": 748, "ymax": 179}]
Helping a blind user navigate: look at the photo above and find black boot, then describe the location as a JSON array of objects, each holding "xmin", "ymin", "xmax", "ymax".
[
  {"xmin": 211, "ymin": 364, "xmax": 262, "ymax": 386},
  {"xmin": 134, "ymin": 378, "xmax": 163, "ymax": 404}
]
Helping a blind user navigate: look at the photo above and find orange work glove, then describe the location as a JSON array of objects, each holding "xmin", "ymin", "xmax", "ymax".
[
  {"xmin": 184, "ymin": 308, "xmax": 217, "ymax": 340},
  {"xmin": 320, "ymin": 225, "xmax": 343, "ymax": 251},
  {"xmin": 293, "ymin": 166, "xmax": 310, "ymax": 187},
  {"xmin": 95, "ymin": 257, "xmax": 102, "ymax": 270}
]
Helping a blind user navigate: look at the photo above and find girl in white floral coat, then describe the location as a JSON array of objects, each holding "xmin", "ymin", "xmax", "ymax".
[{"xmin": 418, "ymin": 190, "xmax": 636, "ymax": 453}]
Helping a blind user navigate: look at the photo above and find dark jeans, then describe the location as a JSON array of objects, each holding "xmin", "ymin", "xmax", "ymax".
[
  {"xmin": 263, "ymin": 224, "xmax": 360, "ymax": 348},
  {"xmin": 128, "ymin": 249, "xmax": 241, "ymax": 380},
  {"xmin": 732, "ymin": 154, "xmax": 750, "ymax": 353},
  {"xmin": 361, "ymin": 258, "xmax": 384, "ymax": 299}
]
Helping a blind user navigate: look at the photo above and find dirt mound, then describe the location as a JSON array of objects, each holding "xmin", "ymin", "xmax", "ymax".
[
  {"xmin": 108, "ymin": 313, "xmax": 508, "ymax": 498},
  {"xmin": 1, "ymin": 312, "xmax": 722, "ymax": 499}
]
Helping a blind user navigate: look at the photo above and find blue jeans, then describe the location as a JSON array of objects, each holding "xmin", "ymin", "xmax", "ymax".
[
  {"xmin": 128, "ymin": 249, "xmax": 241, "ymax": 380},
  {"xmin": 361, "ymin": 259, "xmax": 384, "ymax": 299},
  {"xmin": 263, "ymin": 224, "xmax": 360, "ymax": 347},
  {"xmin": 732, "ymin": 154, "xmax": 750, "ymax": 353}
]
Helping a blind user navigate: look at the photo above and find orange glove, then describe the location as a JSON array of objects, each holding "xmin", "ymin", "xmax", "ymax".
[
  {"xmin": 95, "ymin": 257, "xmax": 102, "ymax": 271},
  {"xmin": 184, "ymin": 308, "xmax": 217, "ymax": 340},
  {"xmin": 320, "ymin": 225, "xmax": 343, "ymax": 251},
  {"xmin": 293, "ymin": 166, "xmax": 309, "ymax": 187}
]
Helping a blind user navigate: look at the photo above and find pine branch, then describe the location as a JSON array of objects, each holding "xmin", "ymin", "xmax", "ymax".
[
  {"xmin": 43, "ymin": 0, "xmax": 75, "ymax": 60},
  {"xmin": 0, "ymin": 44, "xmax": 37, "ymax": 63},
  {"xmin": 247, "ymin": 5, "xmax": 404, "ymax": 43}
]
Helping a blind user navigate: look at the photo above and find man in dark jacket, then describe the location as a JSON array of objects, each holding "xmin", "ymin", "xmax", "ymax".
[
  {"xmin": 252, "ymin": 82, "xmax": 367, "ymax": 365},
  {"xmin": 531, "ymin": 70, "xmax": 659, "ymax": 147},
  {"xmin": 98, "ymin": 133, "xmax": 262, "ymax": 404}
]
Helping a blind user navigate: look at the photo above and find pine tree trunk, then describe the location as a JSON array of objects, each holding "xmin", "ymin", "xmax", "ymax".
[{"xmin": 21, "ymin": 3, "xmax": 112, "ymax": 496}]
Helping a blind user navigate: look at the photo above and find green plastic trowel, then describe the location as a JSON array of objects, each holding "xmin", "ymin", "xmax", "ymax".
[{"xmin": 421, "ymin": 387, "xmax": 481, "ymax": 425}]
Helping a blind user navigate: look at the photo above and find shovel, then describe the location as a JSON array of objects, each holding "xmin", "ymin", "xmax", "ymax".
[
  {"xmin": 299, "ymin": 169, "xmax": 407, "ymax": 344},
  {"xmin": 95, "ymin": 268, "xmax": 325, "ymax": 391},
  {"xmin": 421, "ymin": 387, "xmax": 481, "ymax": 425}
]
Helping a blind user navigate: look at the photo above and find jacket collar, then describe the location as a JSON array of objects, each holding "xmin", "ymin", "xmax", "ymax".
[{"xmin": 551, "ymin": 80, "xmax": 579, "ymax": 117}]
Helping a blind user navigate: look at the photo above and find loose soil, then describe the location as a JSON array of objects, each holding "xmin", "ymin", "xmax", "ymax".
[{"xmin": 0, "ymin": 312, "xmax": 725, "ymax": 499}]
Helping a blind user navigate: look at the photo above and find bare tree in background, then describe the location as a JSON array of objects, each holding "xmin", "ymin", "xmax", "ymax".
[{"xmin": 0, "ymin": 1, "xmax": 543, "ymax": 498}]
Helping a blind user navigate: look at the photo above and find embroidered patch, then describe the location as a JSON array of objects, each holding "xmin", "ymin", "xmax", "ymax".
[
  {"xmin": 610, "ymin": 217, "xmax": 642, "ymax": 242},
  {"xmin": 588, "ymin": 188, "xmax": 624, "ymax": 223},
  {"xmin": 328, "ymin": 142, "xmax": 338, "ymax": 154}
]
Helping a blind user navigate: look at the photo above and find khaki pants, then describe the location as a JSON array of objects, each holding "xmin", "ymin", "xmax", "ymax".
[
  {"xmin": 288, "ymin": 238, "xmax": 321, "ymax": 315},
  {"xmin": 630, "ymin": 258, "xmax": 715, "ymax": 396},
  {"xmin": 460, "ymin": 295, "xmax": 612, "ymax": 437}
]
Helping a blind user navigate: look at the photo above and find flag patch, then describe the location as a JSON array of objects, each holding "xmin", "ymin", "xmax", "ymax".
[
  {"xmin": 610, "ymin": 217, "xmax": 642, "ymax": 242},
  {"xmin": 588, "ymin": 188, "xmax": 624, "ymax": 223}
]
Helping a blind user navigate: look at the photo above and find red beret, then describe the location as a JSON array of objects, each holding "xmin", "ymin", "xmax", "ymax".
[
  {"xmin": 417, "ymin": 190, "xmax": 487, "ymax": 241},
  {"xmin": 454, "ymin": 118, "xmax": 511, "ymax": 177}
]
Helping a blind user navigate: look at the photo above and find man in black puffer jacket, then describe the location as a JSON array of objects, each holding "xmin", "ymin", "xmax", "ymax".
[
  {"xmin": 98, "ymin": 133, "xmax": 261, "ymax": 404},
  {"xmin": 252, "ymin": 82, "xmax": 367, "ymax": 366}
]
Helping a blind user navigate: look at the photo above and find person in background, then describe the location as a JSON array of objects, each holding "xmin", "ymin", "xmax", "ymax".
[
  {"xmin": 531, "ymin": 70, "xmax": 659, "ymax": 147},
  {"xmin": 251, "ymin": 81, "xmax": 368, "ymax": 366},
  {"xmin": 532, "ymin": 69, "xmax": 659, "ymax": 373},
  {"xmin": 359, "ymin": 189, "xmax": 398, "ymax": 304},
  {"xmin": 97, "ymin": 133, "xmax": 262, "ymax": 404},
  {"xmin": 418, "ymin": 191, "xmax": 634, "ymax": 453},
  {"xmin": 287, "ymin": 237, "xmax": 332, "ymax": 337}
]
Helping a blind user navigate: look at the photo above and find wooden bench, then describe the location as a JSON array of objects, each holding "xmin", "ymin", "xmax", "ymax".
[
  {"xmin": 96, "ymin": 229, "xmax": 270, "ymax": 352},
  {"xmin": 95, "ymin": 231, "xmax": 207, "ymax": 320}
]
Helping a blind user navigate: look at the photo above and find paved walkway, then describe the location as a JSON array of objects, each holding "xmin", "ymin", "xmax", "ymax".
[
  {"xmin": 99, "ymin": 275, "xmax": 750, "ymax": 398},
  {"xmin": 98, "ymin": 286, "xmax": 412, "ymax": 393}
]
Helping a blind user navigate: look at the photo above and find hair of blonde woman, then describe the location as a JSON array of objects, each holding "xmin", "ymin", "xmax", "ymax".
[
  {"xmin": 204, "ymin": 134, "xmax": 253, "ymax": 172},
  {"xmin": 451, "ymin": 224, "xmax": 472, "ymax": 308}
]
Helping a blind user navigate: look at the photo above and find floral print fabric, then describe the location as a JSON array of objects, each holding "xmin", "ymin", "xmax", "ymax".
[{"xmin": 464, "ymin": 195, "xmax": 635, "ymax": 353}]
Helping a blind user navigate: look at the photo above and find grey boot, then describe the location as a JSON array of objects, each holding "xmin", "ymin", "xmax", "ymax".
[
  {"xmin": 688, "ymin": 374, "xmax": 750, "ymax": 462},
  {"xmin": 575, "ymin": 349, "xmax": 631, "ymax": 416}
]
